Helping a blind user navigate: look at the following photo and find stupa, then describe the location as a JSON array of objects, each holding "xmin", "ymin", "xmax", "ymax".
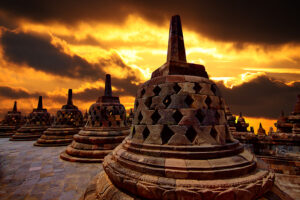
[
  {"xmin": 236, "ymin": 112, "xmax": 249, "ymax": 132},
  {"xmin": 81, "ymin": 15, "xmax": 274, "ymax": 200},
  {"xmin": 231, "ymin": 95, "xmax": 300, "ymax": 198},
  {"xmin": 10, "ymin": 96, "xmax": 51, "ymax": 141},
  {"xmin": 257, "ymin": 123, "xmax": 266, "ymax": 136},
  {"xmin": 224, "ymin": 104, "xmax": 236, "ymax": 132},
  {"xmin": 60, "ymin": 74, "xmax": 130, "ymax": 163},
  {"xmin": 34, "ymin": 89, "xmax": 83, "ymax": 146},
  {"xmin": 0, "ymin": 101, "xmax": 24, "ymax": 137}
]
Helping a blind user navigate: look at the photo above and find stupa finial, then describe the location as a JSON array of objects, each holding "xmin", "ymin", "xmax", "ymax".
[
  {"xmin": 104, "ymin": 74, "xmax": 112, "ymax": 97},
  {"xmin": 13, "ymin": 101, "xmax": 17, "ymax": 112},
  {"xmin": 67, "ymin": 89, "xmax": 73, "ymax": 105},
  {"xmin": 167, "ymin": 15, "xmax": 186, "ymax": 63},
  {"xmin": 37, "ymin": 96, "xmax": 43, "ymax": 110}
]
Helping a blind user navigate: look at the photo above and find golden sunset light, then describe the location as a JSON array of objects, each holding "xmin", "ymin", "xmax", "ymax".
[
  {"xmin": 0, "ymin": 1, "xmax": 300, "ymax": 200},
  {"xmin": 0, "ymin": 1, "xmax": 299, "ymax": 133}
]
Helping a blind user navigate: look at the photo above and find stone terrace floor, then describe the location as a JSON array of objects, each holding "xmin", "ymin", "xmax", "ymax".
[{"xmin": 0, "ymin": 138, "xmax": 102, "ymax": 200}]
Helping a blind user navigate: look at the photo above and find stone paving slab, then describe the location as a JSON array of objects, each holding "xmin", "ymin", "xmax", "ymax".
[{"xmin": 0, "ymin": 138, "xmax": 102, "ymax": 200}]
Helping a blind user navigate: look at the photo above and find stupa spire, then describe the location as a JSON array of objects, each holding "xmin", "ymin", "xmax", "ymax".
[
  {"xmin": 37, "ymin": 96, "xmax": 43, "ymax": 110},
  {"xmin": 67, "ymin": 89, "xmax": 73, "ymax": 105},
  {"xmin": 13, "ymin": 101, "xmax": 17, "ymax": 112},
  {"xmin": 167, "ymin": 15, "xmax": 187, "ymax": 62},
  {"xmin": 104, "ymin": 74, "xmax": 112, "ymax": 97}
]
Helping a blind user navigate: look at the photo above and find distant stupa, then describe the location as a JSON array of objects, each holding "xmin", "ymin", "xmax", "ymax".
[
  {"xmin": 0, "ymin": 101, "xmax": 25, "ymax": 137},
  {"xmin": 81, "ymin": 15, "xmax": 274, "ymax": 200},
  {"xmin": 60, "ymin": 74, "xmax": 130, "ymax": 162},
  {"xmin": 34, "ymin": 89, "xmax": 83, "ymax": 146},
  {"xmin": 10, "ymin": 96, "xmax": 51, "ymax": 141}
]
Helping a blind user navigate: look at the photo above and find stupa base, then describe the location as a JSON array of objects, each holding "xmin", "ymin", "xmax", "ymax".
[
  {"xmin": 34, "ymin": 127, "xmax": 80, "ymax": 147},
  {"xmin": 0, "ymin": 126, "xmax": 17, "ymax": 137},
  {"xmin": 82, "ymin": 170, "xmax": 292, "ymax": 200},
  {"xmin": 0, "ymin": 132, "xmax": 15, "ymax": 138},
  {"xmin": 60, "ymin": 128, "xmax": 130, "ymax": 163},
  {"xmin": 80, "ymin": 172, "xmax": 141, "ymax": 200},
  {"xmin": 10, "ymin": 126, "xmax": 49, "ymax": 141},
  {"xmin": 60, "ymin": 151, "xmax": 104, "ymax": 163}
]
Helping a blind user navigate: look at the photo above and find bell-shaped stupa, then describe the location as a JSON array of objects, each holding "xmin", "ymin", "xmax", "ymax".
[
  {"xmin": 82, "ymin": 15, "xmax": 274, "ymax": 200},
  {"xmin": 0, "ymin": 101, "xmax": 24, "ymax": 137},
  {"xmin": 236, "ymin": 112, "xmax": 249, "ymax": 132},
  {"xmin": 60, "ymin": 74, "xmax": 130, "ymax": 162},
  {"xmin": 11, "ymin": 96, "xmax": 51, "ymax": 141},
  {"xmin": 34, "ymin": 89, "xmax": 83, "ymax": 146}
]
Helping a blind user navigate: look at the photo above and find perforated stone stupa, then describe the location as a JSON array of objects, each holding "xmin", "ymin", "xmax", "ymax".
[
  {"xmin": 81, "ymin": 15, "xmax": 274, "ymax": 200},
  {"xmin": 34, "ymin": 89, "xmax": 83, "ymax": 146},
  {"xmin": 60, "ymin": 74, "xmax": 130, "ymax": 162},
  {"xmin": 0, "ymin": 101, "xmax": 24, "ymax": 137},
  {"xmin": 10, "ymin": 96, "xmax": 51, "ymax": 141}
]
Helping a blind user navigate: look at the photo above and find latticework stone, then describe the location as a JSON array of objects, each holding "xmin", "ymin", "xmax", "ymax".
[
  {"xmin": 34, "ymin": 89, "xmax": 83, "ymax": 147},
  {"xmin": 82, "ymin": 15, "xmax": 274, "ymax": 200},
  {"xmin": 0, "ymin": 101, "xmax": 25, "ymax": 137},
  {"xmin": 10, "ymin": 96, "xmax": 51, "ymax": 141},
  {"xmin": 60, "ymin": 74, "xmax": 130, "ymax": 163}
]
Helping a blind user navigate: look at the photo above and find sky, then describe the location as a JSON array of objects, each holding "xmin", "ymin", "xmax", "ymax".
[{"xmin": 0, "ymin": 1, "xmax": 299, "ymax": 132}]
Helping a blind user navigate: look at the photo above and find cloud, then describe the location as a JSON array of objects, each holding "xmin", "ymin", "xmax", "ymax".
[
  {"xmin": 0, "ymin": 29, "xmax": 139, "ymax": 97},
  {"xmin": 0, "ymin": 1, "xmax": 299, "ymax": 45},
  {"xmin": 217, "ymin": 75, "xmax": 300, "ymax": 119},
  {"xmin": 0, "ymin": 86, "xmax": 41, "ymax": 99}
]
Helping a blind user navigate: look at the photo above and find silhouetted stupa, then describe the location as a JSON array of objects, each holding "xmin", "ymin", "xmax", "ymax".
[
  {"xmin": 60, "ymin": 74, "xmax": 130, "ymax": 162},
  {"xmin": 0, "ymin": 101, "xmax": 24, "ymax": 137},
  {"xmin": 10, "ymin": 96, "xmax": 51, "ymax": 141},
  {"xmin": 34, "ymin": 89, "xmax": 83, "ymax": 146},
  {"xmin": 81, "ymin": 15, "xmax": 274, "ymax": 200}
]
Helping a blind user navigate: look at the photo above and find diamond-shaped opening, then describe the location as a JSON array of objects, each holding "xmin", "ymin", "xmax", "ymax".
[
  {"xmin": 142, "ymin": 126, "xmax": 150, "ymax": 140},
  {"xmin": 153, "ymin": 86, "xmax": 161, "ymax": 96},
  {"xmin": 185, "ymin": 95, "xmax": 194, "ymax": 106},
  {"xmin": 210, "ymin": 127, "xmax": 218, "ymax": 139},
  {"xmin": 138, "ymin": 112, "xmax": 143, "ymax": 123},
  {"xmin": 195, "ymin": 109, "xmax": 205, "ymax": 123},
  {"xmin": 151, "ymin": 110, "xmax": 161, "ymax": 124},
  {"xmin": 186, "ymin": 126, "xmax": 197, "ymax": 143},
  {"xmin": 163, "ymin": 95, "xmax": 172, "ymax": 108},
  {"xmin": 211, "ymin": 84, "xmax": 217, "ymax": 95},
  {"xmin": 135, "ymin": 100, "xmax": 139, "ymax": 109},
  {"xmin": 205, "ymin": 96, "xmax": 212, "ymax": 108},
  {"xmin": 172, "ymin": 110, "xmax": 183, "ymax": 124},
  {"xmin": 140, "ymin": 88, "xmax": 146, "ymax": 97},
  {"xmin": 108, "ymin": 121, "xmax": 112, "ymax": 127},
  {"xmin": 161, "ymin": 125, "xmax": 175, "ymax": 144},
  {"xmin": 173, "ymin": 83, "xmax": 181, "ymax": 93},
  {"xmin": 193, "ymin": 82, "xmax": 202, "ymax": 93},
  {"xmin": 144, "ymin": 97, "xmax": 152, "ymax": 109},
  {"xmin": 131, "ymin": 126, "xmax": 136, "ymax": 138},
  {"xmin": 100, "ymin": 122, "xmax": 103, "ymax": 127}
]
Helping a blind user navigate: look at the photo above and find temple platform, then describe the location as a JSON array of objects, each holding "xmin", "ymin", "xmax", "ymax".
[{"xmin": 0, "ymin": 138, "xmax": 101, "ymax": 200}]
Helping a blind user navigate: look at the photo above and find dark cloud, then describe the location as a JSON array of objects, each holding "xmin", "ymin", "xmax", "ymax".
[
  {"xmin": 217, "ymin": 75, "xmax": 300, "ymax": 119},
  {"xmin": 0, "ymin": 86, "xmax": 40, "ymax": 99},
  {"xmin": 0, "ymin": 0, "xmax": 299, "ymax": 45},
  {"xmin": 0, "ymin": 29, "xmax": 139, "ymax": 97}
]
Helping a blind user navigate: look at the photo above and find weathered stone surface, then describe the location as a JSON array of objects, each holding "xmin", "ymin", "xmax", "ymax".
[
  {"xmin": 82, "ymin": 15, "xmax": 274, "ymax": 200},
  {"xmin": 10, "ymin": 96, "xmax": 51, "ymax": 141},
  {"xmin": 34, "ymin": 89, "xmax": 83, "ymax": 147},
  {"xmin": 60, "ymin": 75, "xmax": 130, "ymax": 163},
  {"xmin": 0, "ymin": 101, "xmax": 25, "ymax": 137}
]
